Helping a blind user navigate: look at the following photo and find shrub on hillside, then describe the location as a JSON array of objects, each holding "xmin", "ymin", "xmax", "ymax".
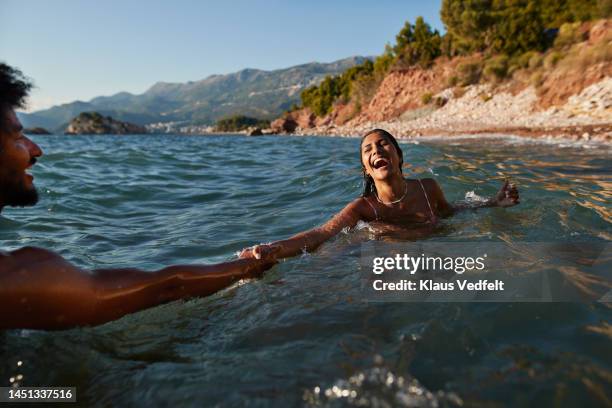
[
  {"xmin": 544, "ymin": 51, "xmax": 564, "ymax": 69},
  {"xmin": 529, "ymin": 53, "xmax": 544, "ymax": 69},
  {"xmin": 483, "ymin": 55, "xmax": 510, "ymax": 82},
  {"xmin": 554, "ymin": 22, "xmax": 588, "ymax": 48},
  {"xmin": 457, "ymin": 61, "xmax": 482, "ymax": 85},
  {"xmin": 515, "ymin": 51, "xmax": 540, "ymax": 69}
]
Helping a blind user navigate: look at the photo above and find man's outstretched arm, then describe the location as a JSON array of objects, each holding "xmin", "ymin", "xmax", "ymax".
[{"xmin": 0, "ymin": 247, "xmax": 273, "ymax": 330}]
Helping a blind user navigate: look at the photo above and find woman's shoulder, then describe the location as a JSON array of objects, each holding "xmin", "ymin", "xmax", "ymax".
[
  {"xmin": 404, "ymin": 177, "xmax": 438, "ymax": 186},
  {"xmin": 352, "ymin": 195, "xmax": 374, "ymax": 208},
  {"xmin": 350, "ymin": 195, "xmax": 378, "ymax": 220},
  {"xmin": 405, "ymin": 178, "xmax": 442, "ymax": 198}
]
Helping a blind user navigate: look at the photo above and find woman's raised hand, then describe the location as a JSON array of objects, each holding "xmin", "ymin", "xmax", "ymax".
[
  {"xmin": 239, "ymin": 243, "xmax": 282, "ymax": 262},
  {"xmin": 494, "ymin": 180, "xmax": 520, "ymax": 207}
]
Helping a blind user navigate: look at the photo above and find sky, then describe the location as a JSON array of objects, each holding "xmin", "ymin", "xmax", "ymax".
[{"xmin": 1, "ymin": 0, "xmax": 443, "ymax": 112}]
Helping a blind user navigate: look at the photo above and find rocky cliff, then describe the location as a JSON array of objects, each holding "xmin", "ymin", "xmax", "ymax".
[
  {"xmin": 273, "ymin": 19, "xmax": 612, "ymax": 142},
  {"xmin": 65, "ymin": 112, "xmax": 147, "ymax": 135}
]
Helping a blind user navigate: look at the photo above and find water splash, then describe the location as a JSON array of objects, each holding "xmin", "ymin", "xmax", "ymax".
[
  {"xmin": 304, "ymin": 364, "xmax": 462, "ymax": 407},
  {"xmin": 464, "ymin": 190, "xmax": 488, "ymax": 203}
]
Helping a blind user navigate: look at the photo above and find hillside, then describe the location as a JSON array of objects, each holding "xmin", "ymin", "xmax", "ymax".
[
  {"xmin": 17, "ymin": 57, "xmax": 368, "ymax": 132},
  {"xmin": 273, "ymin": 10, "xmax": 611, "ymax": 142}
]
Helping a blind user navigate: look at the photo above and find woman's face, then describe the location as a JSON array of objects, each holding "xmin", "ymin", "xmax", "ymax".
[{"xmin": 361, "ymin": 132, "xmax": 401, "ymax": 181}]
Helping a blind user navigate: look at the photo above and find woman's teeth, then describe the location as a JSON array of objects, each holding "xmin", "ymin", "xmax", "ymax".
[{"xmin": 373, "ymin": 159, "xmax": 388, "ymax": 169}]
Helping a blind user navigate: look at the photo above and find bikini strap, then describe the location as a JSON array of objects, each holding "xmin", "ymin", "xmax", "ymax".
[
  {"xmin": 418, "ymin": 179, "xmax": 436, "ymax": 222},
  {"xmin": 363, "ymin": 196, "xmax": 379, "ymax": 221}
]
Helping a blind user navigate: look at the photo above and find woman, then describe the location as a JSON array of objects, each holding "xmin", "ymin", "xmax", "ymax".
[{"xmin": 240, "ymin": 129, "xmax": 519, "ymax": 261}]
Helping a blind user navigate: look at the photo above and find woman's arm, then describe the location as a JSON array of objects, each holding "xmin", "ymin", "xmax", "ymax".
[
  {"xmin": 0, "ymin": 247, "xmax": 273, "ymax": 330},
  {"xmin": 425, "ymin": 178, "xmax": 520, "ymax": 217},
  {"xmin": 240, "ymin": 198, "xmax": 370, "ymax": 261}
]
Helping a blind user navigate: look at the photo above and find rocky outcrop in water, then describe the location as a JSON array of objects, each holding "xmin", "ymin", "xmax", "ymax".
[
  {"xmin": 24, "ymin": 127, "xmax": 51, "ymax": 135},
  {"xmin": 65, "ymin": 112, "xmax": 147, "ymax": 135},
  {"xmin": 247, "ymin": 127, "xmax": 263, "ymax": 136}
]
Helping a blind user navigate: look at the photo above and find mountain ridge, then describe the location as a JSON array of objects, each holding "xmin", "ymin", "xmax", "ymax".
[{"xmin": 18, "ymin": 56, "xmax": 369, "ymax": 132}]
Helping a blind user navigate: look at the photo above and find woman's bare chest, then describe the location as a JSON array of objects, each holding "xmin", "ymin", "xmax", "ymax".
[{"xmin": 376, "ymin": 195, "xmax": 432, "ymax": 224}]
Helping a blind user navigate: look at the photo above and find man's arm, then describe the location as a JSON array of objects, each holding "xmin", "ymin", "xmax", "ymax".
[{"xmin": 0, "ymin": 247, "xmax": 273, "ymax": 330}]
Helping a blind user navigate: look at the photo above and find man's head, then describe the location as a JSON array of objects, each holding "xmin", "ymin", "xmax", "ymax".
[{"xmin": 0, "ymin": 63, "xmax": 43, "ymax": 212}]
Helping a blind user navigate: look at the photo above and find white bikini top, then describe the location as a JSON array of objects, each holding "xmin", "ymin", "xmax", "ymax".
[{"xmin": 365, "ymin": 179, "xmax": 436, "ymax": 223}]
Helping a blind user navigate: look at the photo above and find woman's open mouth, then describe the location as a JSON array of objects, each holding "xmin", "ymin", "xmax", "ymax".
[{"xmin": 372, "ymin": 158, "xmax": 389, "ymax": 170}]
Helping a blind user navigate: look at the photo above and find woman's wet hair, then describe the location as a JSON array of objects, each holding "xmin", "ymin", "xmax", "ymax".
[{"xmin": 360, "ymin": 129, "xmax": 404, "ymax": 197}]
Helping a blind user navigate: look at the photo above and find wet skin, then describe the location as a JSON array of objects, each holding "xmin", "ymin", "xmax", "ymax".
[
  {"xmin": 0, "ymin": 111, "xmax": 42, "ymax": 207},
  {"xmin": 240, "ymin": 131, "xmax": 519, "ymax": 261},
  {"xmin": 0, "ymin": 109, "xmax": 273, "ymax": 330}
]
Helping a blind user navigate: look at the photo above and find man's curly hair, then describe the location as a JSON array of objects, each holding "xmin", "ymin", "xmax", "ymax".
[{"xmin": 0, "ymin": 63, "xmax": 32, "ymax": 131}]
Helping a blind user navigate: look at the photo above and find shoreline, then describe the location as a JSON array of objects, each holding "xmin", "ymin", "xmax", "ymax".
[
  {"xmin": 30, "ymin": 124, "xmax": 612, "ymax": 147},
  {"xmin": 291, "ymin": 123, "xmax": 612, "ymax": 144},
  {"xmin": 277, "ymin": 74, "xmax": 612, "ymax": 145}
]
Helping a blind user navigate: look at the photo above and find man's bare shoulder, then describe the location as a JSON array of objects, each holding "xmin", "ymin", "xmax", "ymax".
[{"xmin": 0, "ymin": 246, "xmax": 72, "ymax": 272}]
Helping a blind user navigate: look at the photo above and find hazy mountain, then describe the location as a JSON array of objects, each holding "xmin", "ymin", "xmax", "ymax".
[{"xmin": 18, "ymin": 57, "xmax": 368, "ymax": 132}]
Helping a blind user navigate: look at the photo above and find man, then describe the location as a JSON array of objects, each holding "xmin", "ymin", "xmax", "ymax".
[{"xmin": 0, "ymin": 63, "xmax": 273, "ymax": 330}]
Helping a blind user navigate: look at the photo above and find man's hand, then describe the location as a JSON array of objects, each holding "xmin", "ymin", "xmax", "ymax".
[
  {"xmin": 239, "ymin": 244, "xmax": 282, "ymax": 262},
  {"xmin": 493, "ymin": 180, "xmax": 520, "ymax": 207},
  {"xmin": 241, "ymin": 257, "xmax": 278, "ymax": 278}
]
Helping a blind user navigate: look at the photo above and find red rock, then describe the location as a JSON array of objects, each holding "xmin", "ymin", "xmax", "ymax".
[
  {"xmin": 588, "ymin": 19, "xmax": 610, "ymax": 44},
  {"xmin": 270, "ymin": 117, "xmax": 298, "ymax": 133}
]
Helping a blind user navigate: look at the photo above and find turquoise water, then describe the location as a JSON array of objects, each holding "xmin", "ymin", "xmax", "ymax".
[{"xmin": 1, "ymin": 134, "xmax": 610, "ymax": 407}]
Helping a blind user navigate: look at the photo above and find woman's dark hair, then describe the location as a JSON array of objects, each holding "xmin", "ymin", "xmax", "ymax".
[{"xmin": 360, "ymin": 129, "xmax": 403, "ymax": 197}]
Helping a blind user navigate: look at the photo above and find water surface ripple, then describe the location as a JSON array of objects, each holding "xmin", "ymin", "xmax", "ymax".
[{"xmin": 1, "ymin": 134, "xmax": 610, "ymax": 407}]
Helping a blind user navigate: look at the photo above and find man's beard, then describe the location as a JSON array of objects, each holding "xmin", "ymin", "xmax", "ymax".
[{"xmin": 0, "ymin": 173, "xmax": 39, "ymax": 207}]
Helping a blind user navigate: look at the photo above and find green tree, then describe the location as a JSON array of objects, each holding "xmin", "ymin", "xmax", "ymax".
[
  {"xmin": 373, "ymin": 44, "xmax": 396, "ymax": 77},
  {"xmin": 441, "ymin": 0, "xmax": 607, "ymax": 56},
  {"xmin": 538, "ymin": 0, "xmax": 606, "ymax": 27},
  {"xmin": 489, "ymin": 1, "xmax": 545, "ymax": 55},
  {"xmin": 394, "ymin": 20, "xmax": 415, "ymax": 55},
  {"xmin": 440, "ymin": 0, "xmax": 495, "ymax": 53},
  {"xmin": 216, "ymin": 115, "xmax": 270, "ymax": 132},
  {"xmin": 394, "ymin": 17, "xmax": 442, "ymax": 67}
]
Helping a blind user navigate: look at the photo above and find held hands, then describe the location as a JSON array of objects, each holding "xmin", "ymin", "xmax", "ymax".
[
  {"xmin": 493, "ymin": 180, "xmax": 520, "ymax": 207},
  {"xmin": 239, "ymin": 243, "xmax": 282, "ymax": 262},
  {"xmin": 242, "ymin": 258, "xmax": 278, "ymax": 279}
]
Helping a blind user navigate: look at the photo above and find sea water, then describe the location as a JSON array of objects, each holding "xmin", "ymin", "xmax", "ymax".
[{"xmin": 1, "ymin": 134, "xmax": 610, "ymax": 407}]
